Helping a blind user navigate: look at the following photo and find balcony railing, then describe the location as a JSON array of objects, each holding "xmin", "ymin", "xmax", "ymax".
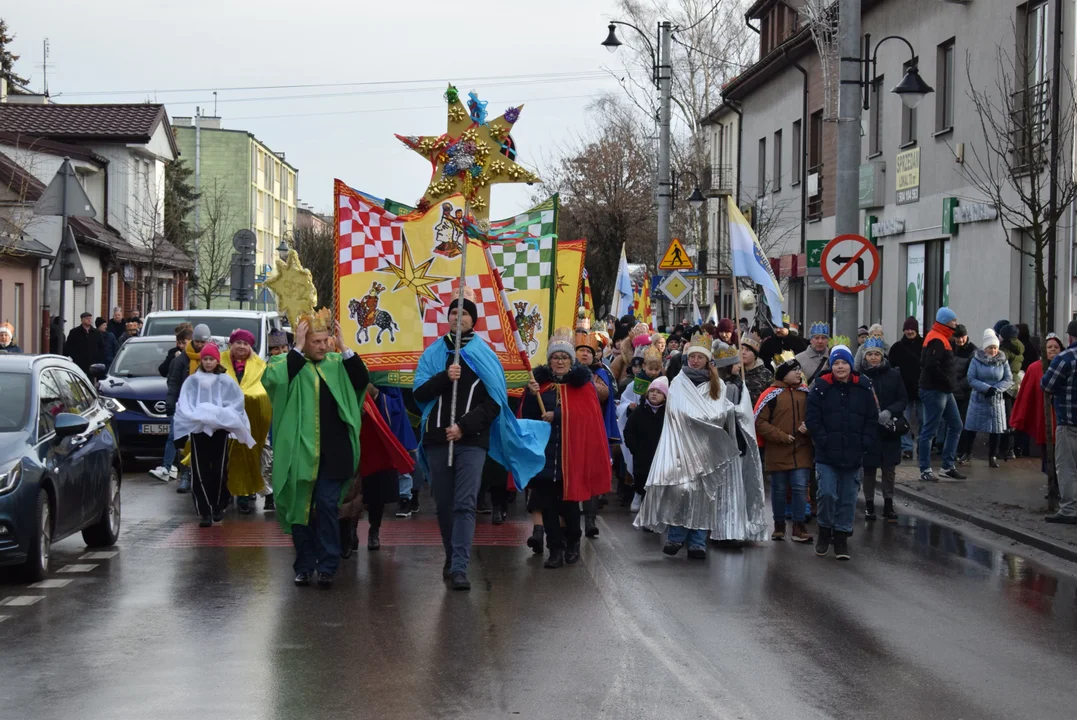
[
  {"xmin": 702, "ymin": 165, "xmax": 734, "ymax": 197},
  {"xmin": 1010, "ymin": 79, "xmax": 1050, "ymax": 172}
]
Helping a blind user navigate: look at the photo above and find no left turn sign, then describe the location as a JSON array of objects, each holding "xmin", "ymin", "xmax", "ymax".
[{"xmin": 820, "ymin": 234, "xmax": 879, "ymax": 294}]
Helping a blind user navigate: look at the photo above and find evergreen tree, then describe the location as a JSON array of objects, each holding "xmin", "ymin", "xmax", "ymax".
[
  {"xmin": 0, "ymin": 20, "xmax": 29, "ymax": 89},
  {"xmin": 164, "ymin": 158, "xmax": 200, "ymax": 256}
]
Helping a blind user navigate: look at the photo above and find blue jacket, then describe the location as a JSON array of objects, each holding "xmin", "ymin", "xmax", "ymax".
[
  {"xmin": 806, "ymin": 372, "xmax": 879, "ymax": 469},
  {"xmin": 964, "ymin": 350, "xmax": 1012, "ymax": 433},
  {"xmin": 375, "ymin": 386, "xmax": 418, "ymax": 453}
]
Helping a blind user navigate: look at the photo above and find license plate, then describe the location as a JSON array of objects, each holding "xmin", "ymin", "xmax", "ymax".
[{"xmin": 140, "ymin": 424, "xmax": 170, "ymax": 435}]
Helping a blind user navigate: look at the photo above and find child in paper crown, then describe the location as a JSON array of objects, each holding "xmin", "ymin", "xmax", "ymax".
[{"xmin": 622, "ymin": 375, "xmax": 668, "ymax": 508}]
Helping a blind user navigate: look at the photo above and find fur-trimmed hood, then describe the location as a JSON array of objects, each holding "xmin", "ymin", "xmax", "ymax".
[
  {"xmin": 974, "ymin": 348, "xmax": 1009, "ymax": 365},
  {"xmin": 533, "ymin": 362, "xmax": 593, "ymax": 388}
]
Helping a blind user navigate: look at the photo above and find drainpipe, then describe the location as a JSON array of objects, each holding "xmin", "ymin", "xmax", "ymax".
[
  {"xmin": 789, "ymin": 54, "xmax": 809, "ymax": 328},
  {"xmin": 727, "ymin": 102, "xmax": 744, "ymax": 316},
  {"xmin": 1047, "ymin": 0, "xmax": 1063, "ymax": 329}
]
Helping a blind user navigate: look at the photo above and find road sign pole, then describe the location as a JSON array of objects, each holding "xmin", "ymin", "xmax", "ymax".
[{"xmin": 58, "ymin": 159, "xmax": 69, "ymax": 329}]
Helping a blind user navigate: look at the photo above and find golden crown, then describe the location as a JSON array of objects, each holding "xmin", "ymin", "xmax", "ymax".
[
  {"xmin": 773, "ymin": 349, "xmax": 796, "ymax": 366},
  {"xmin": 643, "ymin": 345, "xmax": 663, "ymax": 364},
  {"xmin": 715, "ymin": 344, "xmax": 739, "ymax": 361},
  {"xmin": 688, "ymin": 331, "xmax": 711, "ymax": 351},
  {"xmin": 298, "ymin": 307, "xmax": 333, "ymax": 333}
]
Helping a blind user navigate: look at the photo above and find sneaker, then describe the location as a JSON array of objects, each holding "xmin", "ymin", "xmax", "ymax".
[
  {"xmin": 236, "ymin": 495, "xmax": 253, "ymax": 515},
  {"xmin": 941, "ymin": 466, "xmax": 966, "ymax": 480},
  {"xmin": 199, "ymin": 515, "xmax": 212, "ymax": 528},
  {"xmin": 864, "ymin": 502, "xmax": 877, "ymax": 522},
  {"xmin": 294, "ymin": 572, "xmax": 312, "ymax": 587},
  {"xmin": 395, "ymin": 498, "xmax": 412, "ymax": 518},
  {"xmin": 169, "ymin": 466, "xmax": 178, "ymax": 480},
  {"xmin": 149, "ymin": 466, "xmax": 170, "ymax": 482},
  {"xmin": 584, "ymin": 516, "xmax": 599, "ymax": 538},
  {"xmin": 630, "ymin": 493, "xmax": 642, "ymax": 513},
  {"xmin": 451, "ymin": 571, "xmax": 471, "ymax": 590},
  {"xmin": 791, "ymin": 523, "xmax": 813, "ymax": 543},
  {"xmin": 410, "ymin": 489, "xmax": 420, "ymax": 514},
  {"xmin": 989, "ymin": 457, "xmax": 1000, "ymax": 469},
  {"xmin": 263, "ymin": 493, "xmax": 275, "ymax": 511},
  {"xmin": 526, "ymin": 525, "xmax": 544, "ymax": 555},
  {"xmin": 771, "ymin": 521, "xmax": 786, "ymax": 541},
  {"xmin": 919, "ymin": 470, "xmax": 940, "ymax": 483},
  {"xmin": 815, "ymin": 527, "xmax": 832, "ymax": 556},
  {"xmin": 883, "ymin": 498, "xmax": 899, "ymax": 523},
  {"xmin": 565, "ymin": 541, "xmax": 581, "ymax": 565},
  {"xmin": 686, "ymin": 546, "xmax": 707, "ymax": 560},
  {"xmin": 316, "ymin": 572, "xmax": 334, "ymax": 589},
  {"xmin": 833, "ymin": 532, "xmax": 851, "ymax": 561},
  {"xmin": 211, "ymin": 511, "xmax": 224, "ymax": 523},
  {"xmin": 492, "ymin": 508, "xmax": 505, "ymax": 525},
  {"xmin": 176, "ymin": 472, "xmax": 191, "ymax": 494},
  {"xmin": 662, "ymin": 541, "xmax": 683, "ymax": 556}
]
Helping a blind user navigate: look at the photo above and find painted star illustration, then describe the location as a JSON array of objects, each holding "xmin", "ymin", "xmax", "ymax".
[
  {"xmin": 381, "ymin": 233, "xmax": 451, "ymax": 315},
  {"xmin": 265, "ymin": 249, "xmax": 317, "ymax": 323},
  {"xmin": 395, "ymin": 85, "xmax": 541, "ymax": 223},
  {"xmin": 555, "ymin": 273, "xmax": 568, "ymax": 294}
]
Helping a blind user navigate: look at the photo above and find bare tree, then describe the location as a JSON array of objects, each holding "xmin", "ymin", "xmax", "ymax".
[
  {"xmin": 0, "ymin": 146, "xmax": 44, "ymax": 259},
  {"xmin": 127, "ymin": 158, "xmax": 187, "ymax": 314},
  {"xmin": 193, "ymin": 177, "xmax": 241, "ymax": 308},
  {"xmin": 957, "ymin": 46, "xmax": 1077, "ymax": 510},
  {"xmin": 540, "ymin": 96, "xmax": 657, "ymax": 308},
  {"xmin": 294, "ymin": 224, "xmax": 336, "ymax": 314}
]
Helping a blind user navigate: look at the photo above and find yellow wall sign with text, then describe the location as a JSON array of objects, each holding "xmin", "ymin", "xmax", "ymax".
[{"xmin": 896, "ymin": 147, "xmax": 920, "ymax": 205}]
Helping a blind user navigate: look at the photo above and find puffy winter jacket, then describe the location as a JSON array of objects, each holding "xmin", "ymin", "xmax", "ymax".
[
  {"xmin": 952, "ymin": 341, "xmax": 978, "ymax": 402},
  {"xmin": 623, "ymin": 401, "xmax": 665, "ymax": 487},
  {"xmin": 805, "ymin": 372, "xmax": 879, "ymax": 469},
  {"xmin": 919, "ymin": 322, "xmax": 957, "ymax": 393},
  {"xmin": 860, "ymin": 359, "xmax": 907, "ymax": 468},
  {"xmin": 889, "ymin": 335, "xmax": 923, "ymax": 399},
  {"xmin": 754, "ymin": 382, "xmax": 813, "ymax": 472},
  {"xmin": 965, "ymin": 350, "xmax": 1013, "ymax": 434}
]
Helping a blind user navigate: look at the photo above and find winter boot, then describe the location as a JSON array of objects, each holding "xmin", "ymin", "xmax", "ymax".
[
  {"xmin": 584, "ymin": 516, "xmax": 599, "ymax": 538},
  {"xmin": 883, "ymin": 498, "xmax": 899, "ymax": 523},
  {"xmin": 565, "ymin": 541, "xmax": 582, "ymax": 565},
  {"xmin": 263, "ymin": 493, "xmax": 275, "ymax": 511},
  {"xmin": 771, "ymin": 521, "xmax": 786, "ymax": 541},
  {"xmin": 791, "ymin": 523, "xmax": 813, "ymax": 543},
  {"xmin": 833, "ymin": 531, "xmax": 851, "ymax": 561},
  {"xmin": 544, "ymin": 548, "xmax": 565, "ymax": 569},
  {"xmin": 864, "ymin": 501, "xmax": 877, "ymax": 522},
  {"xmin": 663, "ymin": 541, "xmax": 684, "ymax": 556},
  {"xmin": 815, "ymin": 526, "xmax": 832, "ymax": 556},
  {"xmin": 410, "ymin": 488, "xmax": 420, "ymax": 514},
  {"xmin": 989, "ymin": 456, "xmax": 1000, "ymax": 468},
  {"xmin": 526, "ymin": 525, "xmax": 544, "ymax": 554},
  {"xmin": 367, "ymin": 526, "xmax": 381, "ymax": 551}
]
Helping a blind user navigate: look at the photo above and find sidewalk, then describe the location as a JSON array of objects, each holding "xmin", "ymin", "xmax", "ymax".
[{"xmin": 893, "ymin": 457, "xmax": 1077, "ymax": 562}]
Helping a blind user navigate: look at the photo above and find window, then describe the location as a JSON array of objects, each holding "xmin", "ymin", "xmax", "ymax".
[
  {"xmin": 757, "ymin": 137, "xmax": 766, "ymax": 195},
  {"xmin": 281, "ymin": 171, "xmax": 289, "ymax": 204},
  {"xmin": 72, "ymin": 278, "xmax": 95, "ymax": 320},
  {"xmin": 901, "ymin": 58, "xmax": 918, "ymax": 146},
  {"xmin": 263, "ymin": 153, "xmax": 272, "ymax": 189},
  {"xmin": 773, "ymin": 129, "xmax": 782, "ymax": 191},
  {"xmin": 809, "ymin": 110, "xmax": 823, "ymax": 168},
  {"xmin": 1016, "ymin": 2, "xmax": 1049, "ymax": 167},
  {"xmin": 37, "ymin": 369, "xmax": 68, "ymax": 438},
  {"xmin": 58, "ymin": 370, "xmax": 94, "ymax": 414},
  {"xmin": 936, "ymin": 39, "xmax": 955, "ymax": 132},
  {"xmin": 869, "ymin": 76, "xmax": 883, "ymax": 155},
  {"xmin": 791, "ymin": 120, "xmax": 802, "ymax": 184}
]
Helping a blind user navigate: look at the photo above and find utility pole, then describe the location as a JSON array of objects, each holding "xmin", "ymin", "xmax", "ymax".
[
  {"xmin": 834, "ymin": 0, "xmax": 862, "ymax": 338},
  {"xmin": 194, "ymin": 107, "xmax": 202, "ymax": 285},
  {"xmin": 656, "ymin": 21, "xmax": 673, "ymax": 329}
]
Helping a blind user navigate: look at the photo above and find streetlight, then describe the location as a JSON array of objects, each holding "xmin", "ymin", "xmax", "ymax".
[
  {"xmin": 276, "ymin": 236, "xmax": 289, "ymax": 262},
  {"xmin": 858, "ymin": 34, "xmax": 935, "ymax": 111},
  {"xmin": 601, "ymin": 23, "xmax": 622, "ymax": 53},
  {"xmin": 687, "ymin": 186, "xmax": 705, "ymax": 212}
]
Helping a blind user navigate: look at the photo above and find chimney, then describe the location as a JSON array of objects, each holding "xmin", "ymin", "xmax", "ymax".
[
  {"xmin": 0, "ymin": 78, "xmax": 6, "ymax": 104},
  {"xmin": 201, "ymin": 116, "xmax": 222, "ymax": 129}
]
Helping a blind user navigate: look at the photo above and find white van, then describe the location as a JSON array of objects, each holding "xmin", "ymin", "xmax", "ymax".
[{"xmin": 140, "ymin": 310, "xmax": 284, "ymax": 358}]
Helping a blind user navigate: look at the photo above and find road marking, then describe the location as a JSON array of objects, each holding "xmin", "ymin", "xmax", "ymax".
[
  {"xmin": 0, "ymin": 615, "xmax": 8, "ymax": 623},
  {"xmin": 57, "ymin": 564, "xmax": 97, "ymax": 573},
  {"xmin": 79, "ymin": 551, "xmax": 118, "ymax": 560},
  {"xmin": 30, "ymin": 579, "xmax": 74, "ymax": 589},
  {"xmin": 0, "ymin": 596, "xmax": 44, "ymax": 606}
]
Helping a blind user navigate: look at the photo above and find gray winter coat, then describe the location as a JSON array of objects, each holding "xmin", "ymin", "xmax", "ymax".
[{"xmin": 964, "ymin": 350, "xmax": 1013, "ymax": 433}]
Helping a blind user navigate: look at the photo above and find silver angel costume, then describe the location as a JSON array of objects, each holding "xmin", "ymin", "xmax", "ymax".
[{"xmin": 633, "ymin": 370, "xmax": 768, "ymax": 542}]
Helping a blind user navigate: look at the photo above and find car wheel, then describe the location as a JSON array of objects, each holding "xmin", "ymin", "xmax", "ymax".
[
  {"xmin": 83, "ymin": 468, "xmax": 121, "ymax": 547},
  {"xmin": 21, "ymin": 490, "xmax": 51, "ymax": 582}
]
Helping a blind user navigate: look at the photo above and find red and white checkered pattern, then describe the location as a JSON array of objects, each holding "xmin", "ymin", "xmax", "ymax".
[
  {"xmin": 338, "ymin": 193, "xmax": 404, "ymax": 276},
  {"xmin": 422, "ymin": 274, "xmax": 506, "ymax": 352}
]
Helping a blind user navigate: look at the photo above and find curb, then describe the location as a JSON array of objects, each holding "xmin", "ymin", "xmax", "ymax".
[{"xmin": 892, "ymin": 484, "xmax": 1077, "ymax": 564}]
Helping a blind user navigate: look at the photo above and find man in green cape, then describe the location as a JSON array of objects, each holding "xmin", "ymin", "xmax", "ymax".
[{"xmin": 262, "ymin": 313, "xmax": 369, "ymax": 589}]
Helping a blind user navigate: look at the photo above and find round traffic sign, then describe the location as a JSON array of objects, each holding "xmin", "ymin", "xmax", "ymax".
[
  {"xmin": 232, "ymin": 229, "xmax": 257, "ymax": 252},
  {"xmin": 820, "ymin": 233, "xmax": 879, "ymax": 294}
]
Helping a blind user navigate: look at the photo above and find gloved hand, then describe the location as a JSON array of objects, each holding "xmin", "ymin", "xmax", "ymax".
[
  {"xmin": 986, "ymin": 387, "xmax": 997, "ymax": 397},
  {"xmin": 878, "ymin": 409, "xmax": 892, "ymax": 425}
]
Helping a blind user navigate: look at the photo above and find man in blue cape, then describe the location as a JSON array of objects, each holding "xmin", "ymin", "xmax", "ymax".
[{"xmin": 414, "ymin": 295, "xmax": 549, "ymax": 591}]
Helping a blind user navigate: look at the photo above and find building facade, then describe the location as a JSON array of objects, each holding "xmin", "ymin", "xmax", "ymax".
[{"xmin": 173, "ymin": 117, "xmax": 298, "ymax": 309}]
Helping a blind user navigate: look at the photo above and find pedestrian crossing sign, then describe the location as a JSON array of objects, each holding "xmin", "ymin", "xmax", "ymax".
[{"xmin": 658, "ymin": 237, "xmax": 693, "ymax": 271}]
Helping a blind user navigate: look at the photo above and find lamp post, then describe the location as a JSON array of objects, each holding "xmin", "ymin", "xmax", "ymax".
[
  {"xmin": 601, "ymin": 19, "xmax": 673, "ymax": 325},
  {"xmin": 833, "ymin": 0, "xmax": 933, "ymax": 337}
]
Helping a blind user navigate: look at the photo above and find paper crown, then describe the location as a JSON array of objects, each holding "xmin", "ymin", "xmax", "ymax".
[
  {"xmin": 576, "ymin": 306, "xmax": 591, "ymax": 333},
  {"xmin": 828, "ymin": 334, "xmax": 852, "ymax": 349},
  {"xmin": 687, "ymin": 331, "xmax": 713, "ymax": 359},
  {"xmin": 741, "ymin": 331, "xmax": 762, "ymax": 352},
  {"xmin": 773, "ymin": 349, "xmax": 796, "ymax": 367},
  {"xmin": 809, "ymin": 321, "xmax": 831, "ymax": 337},
  {"xmin": 298, "ymin": 307, "xmax": 333, "ymax": 333},
  {"xmin": 643, "ymin": 345, "xmax": 663, "ymax": 365},
  {"xmin": 714, "ymin": 342, "xmax": 739, "ymax": 366},
  {"xmin": 548, "ymin": 326, "xmax": 575, "ymax": 359}
]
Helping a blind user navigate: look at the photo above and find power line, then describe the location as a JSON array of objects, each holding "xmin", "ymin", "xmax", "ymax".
[
  {"xmin": 223, "ymin": 93, "xmax": 603, "ymax": 121},
  {"xmin": 53, "ymin": 70, "xmax": 608, "ymax": 98}
]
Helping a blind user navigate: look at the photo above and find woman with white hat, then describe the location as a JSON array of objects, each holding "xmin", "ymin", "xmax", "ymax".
[{"xmin": 963, "ymin": 329, "xmax": 1013, "ymax": 468}]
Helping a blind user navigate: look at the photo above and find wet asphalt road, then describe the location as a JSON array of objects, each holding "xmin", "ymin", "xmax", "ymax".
[{"xmin": 1, "ymin": 470, "xmax": 1076, "ymax": 720}]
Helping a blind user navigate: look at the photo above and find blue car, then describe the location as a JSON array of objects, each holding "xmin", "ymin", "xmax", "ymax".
[
  {"xmin": 0, "ymin": 354, "xmax": 122, "ymax": 581},
  {"xmin": 95, "ymin": 337, "xmax": 177, "ymax": 464}
]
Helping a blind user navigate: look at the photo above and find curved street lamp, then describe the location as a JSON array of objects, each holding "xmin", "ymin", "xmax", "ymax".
[{"xmin": 858, "ymin": 33, "xmax": 935, "ymax": 111}]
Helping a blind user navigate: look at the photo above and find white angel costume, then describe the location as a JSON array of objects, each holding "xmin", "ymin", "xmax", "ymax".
[
  {"xmin": 174, "ymin": 371, "xmax": 256, "ymax": 448},
  {"xmin": 633, "ymin": 369, "xmax": 768, "ymax": 542}
]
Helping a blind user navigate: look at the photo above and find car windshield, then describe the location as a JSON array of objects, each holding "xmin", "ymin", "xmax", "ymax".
[
  {"xmin": 143, "ymin": 316, "xmax": 263, "ymax": 346},
  {"xmin": 112, "ymin": 340, "xmax": 175, "ymax": 378},
  {"xmin": 0, "ymin": 372, "xmax": 31, "ymax": 432}
]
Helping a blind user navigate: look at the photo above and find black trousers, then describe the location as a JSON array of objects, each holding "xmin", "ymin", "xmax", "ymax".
[
  {"xmin": 529, "ymin": 477, "xmax": 582, "ymax": 549},
  {"xmin": 481, "ymin": 456, "xmax": 510, "ymax": 512},
  {"xmin": 191, "ymin": 430, "xmax": 231, "ymax": 517}
]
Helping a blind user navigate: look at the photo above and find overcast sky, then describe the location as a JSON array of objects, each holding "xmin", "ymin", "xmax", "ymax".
[{"xmin": 6, "ymin": 0, "xmax": 628, "ymax": 218}]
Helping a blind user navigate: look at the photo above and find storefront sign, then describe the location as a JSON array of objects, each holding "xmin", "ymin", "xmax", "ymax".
[
  {"xmin": 896, "ymin": 147, "xmax": 920, "ymax": 205},
  {"xmin": 806, "ymin": 240, "xmax": 826, "ymax": 270},
  {"xmin": 953, "ymin": 202, "xmax": 998, "ymax": 224},
  {"xmin": 942, "ymin": 197, "xmax": 958, "ymax": 235},
  {"xmin": 859, "ymin": 162, "xmax": 886, "ymax": 209},
  {"xmin": 872, "ymin": 218, "xmax": 906, "ymax": 238},
  {"xmin": 864, "ymin": 215, "xmax": 877, "ymax": 244},
  {"xmin": 906, "ymin": 243, "xmax": 926, "ymax": 331}
]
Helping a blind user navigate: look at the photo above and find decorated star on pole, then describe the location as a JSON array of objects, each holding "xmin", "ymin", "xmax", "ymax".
[
  {"xmin": 265, "ymin": 249, "xmax": 318, "ymax": 324},
  {"xmin": 395, "ymin": 85, "xmax": 541, "ymax": 223},
  {"xmin": 382, "ymin": 233, "xmax": 451, "ymax": 315}
]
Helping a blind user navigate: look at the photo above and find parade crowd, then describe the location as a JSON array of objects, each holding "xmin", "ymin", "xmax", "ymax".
[{"xmin": 9, "ymin": 298, "xmax": 1077, "ymax": 591}]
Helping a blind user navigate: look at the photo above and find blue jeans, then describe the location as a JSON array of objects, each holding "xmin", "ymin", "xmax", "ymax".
[
  {"xmin": 770, "ymin": 468, "xmax": 810, "ymax": 522},
  {"xmin": 919, "ymin": 389, "xmax": 961, "ymax": 471},
  {"xmin": 816, "ymin": 463, "xmax": 861, "ymax": 533},
  {"xmin": 398, "ymin": 472, "xmax": 414, "ymax": 499},
  {"xmin": 291, "ymin": 469, "xmax": 345, "ymax": 576},
  {"xmin": 668, "ymin": 525, "xmax": 708, "ymax": 549},
  {"xmin": 426, "ymin": 444, "xmax": 485, "ymax": 574},
  {"xmin": 163, "ymin": 420, "xmax": 177, "ymax": 469},
  {"xmin": 900, "ymin": 399, "xmax": 922, "ymax": 453}
]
